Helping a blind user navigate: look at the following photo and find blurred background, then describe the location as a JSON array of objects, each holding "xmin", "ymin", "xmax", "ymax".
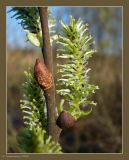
[{"xmin": 7, "ymin": 6, "xmax": 122, "ymax": 153}]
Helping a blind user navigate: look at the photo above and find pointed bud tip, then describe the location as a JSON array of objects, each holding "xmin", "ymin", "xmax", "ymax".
[
  {"xmin": 35, "ymin": 58, "xmax": 42, "ymax": 64},
  {"xmin": 34, "ymin": 58, "xmax": 44, "ymax": 71}
]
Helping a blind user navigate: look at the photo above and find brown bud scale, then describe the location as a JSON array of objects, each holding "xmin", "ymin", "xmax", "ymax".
[
  {"xmin": 56, "ymin": 111, "xmax": 76, "ymax": 130},
  {"xmin": 34, "ymin": 58, "xmax": 53, "ymax": 90}
]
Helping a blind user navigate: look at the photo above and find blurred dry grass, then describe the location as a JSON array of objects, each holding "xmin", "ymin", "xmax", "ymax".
[{"xmin": 7, "ymin": 49, "xmax": 122, "ymax": 153}]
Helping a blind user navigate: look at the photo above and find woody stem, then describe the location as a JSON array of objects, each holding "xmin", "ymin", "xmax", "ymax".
[{"xmin": 38, "ymin": 7, "xmax": 60, "ymax": 142}]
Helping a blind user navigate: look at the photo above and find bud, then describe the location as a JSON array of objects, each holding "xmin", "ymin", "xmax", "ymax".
[
  {"xmin": 56, "ymin": 111, "xmax": 76, "ymax": 130},
  {"xmin": 34, "ymin": 58, "xmax": 53, "ymax": 90}
]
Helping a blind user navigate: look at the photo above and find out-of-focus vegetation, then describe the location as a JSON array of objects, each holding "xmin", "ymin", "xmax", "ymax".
[{"xmin": 7, "ymin": 49, "xmax": 122, "ymax": 153}]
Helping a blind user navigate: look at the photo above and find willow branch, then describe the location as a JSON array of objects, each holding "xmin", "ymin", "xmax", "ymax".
[{"xmin": 38, "ymin": 7, "xmax": 60, "ymax": 142}]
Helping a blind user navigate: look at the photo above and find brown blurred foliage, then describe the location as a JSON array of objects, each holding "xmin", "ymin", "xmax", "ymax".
[{"xmin": 7, "ymin": 49, "xmax": 122, "ymax": 153}]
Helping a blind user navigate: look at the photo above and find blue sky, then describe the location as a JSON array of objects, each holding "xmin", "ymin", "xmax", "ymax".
[{"xmin": 7, "ymin": 7, "xmax": 27, "ymax": 48}]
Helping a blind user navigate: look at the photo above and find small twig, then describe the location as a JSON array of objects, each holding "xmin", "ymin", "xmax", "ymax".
[{"xmin": 38, "ymin": 7, "xmax": 60, "ymax": 142}]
